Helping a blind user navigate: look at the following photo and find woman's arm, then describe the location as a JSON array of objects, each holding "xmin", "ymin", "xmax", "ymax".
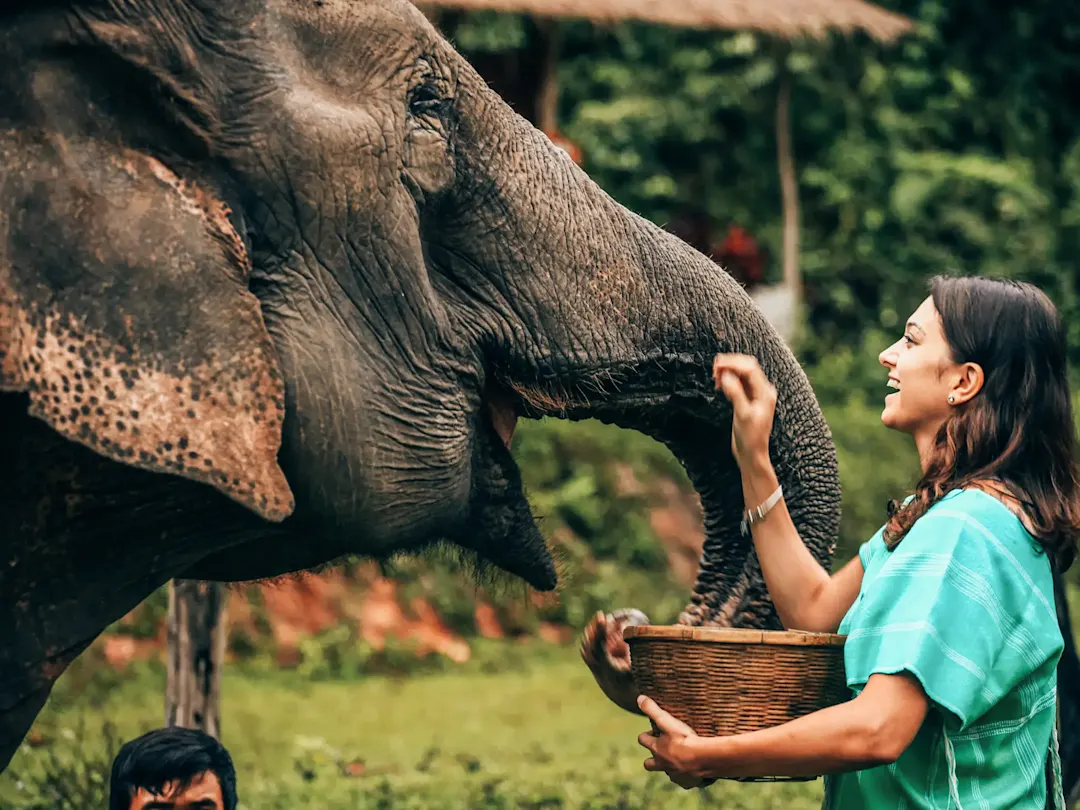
[
  {"xmin": 738, "ymin": 453, "xmax": 865, "ymax": 632},
  {"xmin": 713, "ymin": 353, "xmax": 863, "ymax": 632},
  {"xmin": 638, "ymin": 672, "xmax": 930, "ymax": 781}
]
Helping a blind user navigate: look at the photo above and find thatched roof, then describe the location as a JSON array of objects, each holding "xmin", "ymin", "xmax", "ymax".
[{"xmin": 417, "ymin": 0, "xmax": 913, "ymax": 43}]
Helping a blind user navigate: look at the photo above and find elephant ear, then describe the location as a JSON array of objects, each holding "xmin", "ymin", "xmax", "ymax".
[{"xmin": 0, "ymin": 132, "xmax": 294, "ymax": 521}]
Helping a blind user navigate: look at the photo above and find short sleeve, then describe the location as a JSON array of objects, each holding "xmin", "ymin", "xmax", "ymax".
[
  {"xmin": 842, "ymin": 494, "xmax": 1060, "ymax": 731},
  {"xmin": 857, "ymin": 532, "xmax": 882, "ymax": 570}
]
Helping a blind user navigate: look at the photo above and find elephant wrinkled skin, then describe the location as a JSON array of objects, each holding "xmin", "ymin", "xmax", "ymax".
[{"xmin": 0, "ymin": 0, "xmax": 1067, "ymax": 788}]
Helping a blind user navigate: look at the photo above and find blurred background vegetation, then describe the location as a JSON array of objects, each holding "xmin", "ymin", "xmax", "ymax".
[{"xmin": 6, "ymin": 1, "xmax": 1080, "ymax": 807}]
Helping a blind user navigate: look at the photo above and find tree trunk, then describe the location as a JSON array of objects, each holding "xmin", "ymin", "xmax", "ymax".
[
  {"xmin": 165, "ymin": 579, "xmax": 226, "ymax": 739},
  {"xmin": 775, "ymin": 47, "xmax": 802, "ymax": 322},
  {"xmin": 535, "ymin": 19, "xmax": 561, "ymax": 136}
]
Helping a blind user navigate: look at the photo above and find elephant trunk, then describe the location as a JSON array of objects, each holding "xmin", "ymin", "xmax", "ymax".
[
  {"xmin": 584, "ymin": 212, "xmax": 842, "ymax": 629},
  {"xmin": 444, "ymin": 72, "xmax": 841, "ymax": 624}
]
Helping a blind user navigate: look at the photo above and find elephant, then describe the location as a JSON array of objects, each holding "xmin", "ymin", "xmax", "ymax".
[{"xmin": 0, "ymin": 0, "xmax": 1073, "ymax": 795}]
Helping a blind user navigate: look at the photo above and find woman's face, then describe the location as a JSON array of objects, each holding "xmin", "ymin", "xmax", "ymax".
[{"xmin": 878, "ymin": 296, "xmax": 960, "ymax": 440}]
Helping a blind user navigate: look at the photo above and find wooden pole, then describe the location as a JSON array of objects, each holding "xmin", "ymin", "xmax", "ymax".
[
  {"xmin": 775, "ymin": 47, "xmax": 802, "ymax": 313},
  {"xmin": 535, "ymin": 19, "xmax": 561, "ymax": 135},
  {"xmin": 165, "ymin": 579, "xmax": 226, "ymax": 739}
]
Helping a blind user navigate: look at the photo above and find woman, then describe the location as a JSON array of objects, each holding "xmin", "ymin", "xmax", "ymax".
[{"xmin": 635, "ymin": 275, "xmax": 1080, "ymax": 808}]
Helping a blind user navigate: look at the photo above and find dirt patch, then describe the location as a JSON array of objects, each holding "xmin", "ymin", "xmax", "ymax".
[
  {"xmin": 648, "ymin": 478, "xmax": 704, "ymax": 587},
  {"xmin": 356, "ymin": 577, "xmax": 471, "ymax": 664}
]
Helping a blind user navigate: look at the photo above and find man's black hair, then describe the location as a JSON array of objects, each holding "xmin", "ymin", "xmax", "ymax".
[{"xmin": 109, "ymin": 727, "xmax": 238, "ymax": 810}]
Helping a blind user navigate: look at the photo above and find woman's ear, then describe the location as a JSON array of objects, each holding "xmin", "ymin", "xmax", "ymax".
[
  {"xmin": 949, "ymin": 361, "xmax": 985, "ymax": 406},
  {"xmin": 1, "ymin": 132, "xmax": 294, "ymax": 521}
]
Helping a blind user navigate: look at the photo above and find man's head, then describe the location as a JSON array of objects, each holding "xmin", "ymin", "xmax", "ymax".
[{"xmin": 109, "ymin": 727, "xmax": 237, "ymax": 810}]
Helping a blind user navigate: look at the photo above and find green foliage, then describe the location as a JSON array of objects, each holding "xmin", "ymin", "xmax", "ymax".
[
  {"xmin": 818, "ymin": 395, "xmax": 920, "ymax": 561},
  {"xmin": 512, "ymin": 418, "xmax": 687, "ymax": 569},
  {"xmin": 1, "ymin": 719, "xmax": 122, "ymax": 810},
  {"xmin": 444, "ymin": 2, "xmax": 1080, "ymax": 371},
  {"xmin": 294, "ymin": 629, "xmax": 454, "ymax": 681},
  {"xmin": 451, "ymin": 11, "xmax": 527, "ymax": 52}
]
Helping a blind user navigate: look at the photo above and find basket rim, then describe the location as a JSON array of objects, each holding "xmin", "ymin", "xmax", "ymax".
[{"xmin": 623, "ymin": 625, "xmax": 847, "ymax": 646}]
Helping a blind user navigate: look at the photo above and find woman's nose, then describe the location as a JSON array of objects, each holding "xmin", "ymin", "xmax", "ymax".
[{"xmin": 879, "ymin": 344, "xmax": 897, "ymax": 369}]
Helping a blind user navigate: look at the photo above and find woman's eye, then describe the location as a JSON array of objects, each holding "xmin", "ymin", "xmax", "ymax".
[{"xmin": 903, "ymin": 334, "xmax": 914, "ymax": 346}]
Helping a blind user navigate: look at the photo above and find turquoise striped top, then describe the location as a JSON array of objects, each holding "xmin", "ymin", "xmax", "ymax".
[{"xmin": 823, "ymin": 488, "xmax": 1066, "ymax": 809}]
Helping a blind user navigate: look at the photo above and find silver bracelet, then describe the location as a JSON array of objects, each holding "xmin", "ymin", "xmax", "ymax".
[{"xmin": 740, "ymin": 485, "xmax": 784, "ymax": 536}]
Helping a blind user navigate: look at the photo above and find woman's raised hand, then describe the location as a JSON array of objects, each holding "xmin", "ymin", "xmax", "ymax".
[{"xmin": 712, "ymin": 353, "xmax": 777, "ymax": 470}]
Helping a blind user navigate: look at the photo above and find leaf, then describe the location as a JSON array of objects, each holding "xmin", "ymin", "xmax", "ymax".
[{"xmin": 889, "ymin": 173, "xmax": 936, "ymax": 222}]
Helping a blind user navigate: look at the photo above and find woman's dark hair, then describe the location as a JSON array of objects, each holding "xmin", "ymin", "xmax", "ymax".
[
  {"xmin": 109, "ymin": 726, "xmax": 237, "ymax": 810},
  {"xmin": 883, "ymin": 274, "xmax": 1080, "ymax": 573}
]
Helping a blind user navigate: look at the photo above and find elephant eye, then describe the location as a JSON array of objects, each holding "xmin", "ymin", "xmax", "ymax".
[{"xmin": 409, "ymin": 82, "xmax": 447, "ymax": 118}]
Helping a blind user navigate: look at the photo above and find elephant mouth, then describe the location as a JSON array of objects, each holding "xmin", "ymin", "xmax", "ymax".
[
  {"xmin": 438, "ymin": 376, "xmax": 555, "ymax": 591},
  {"xmin": 485, "ymin": 383, "xmax": 519, "ymax": 449},
  {"xmin": 454, "ymin": 356, "xmax": 729, "ymax": 596}
]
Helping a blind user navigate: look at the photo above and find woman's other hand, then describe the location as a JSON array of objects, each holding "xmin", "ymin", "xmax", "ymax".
[
  {"xmin": 579, "ymin": 609, "xmax": 650, "ymax": 715},
  {"xmin": 712, "ymin": 353, "xmax": 777, "ymax": 469}
]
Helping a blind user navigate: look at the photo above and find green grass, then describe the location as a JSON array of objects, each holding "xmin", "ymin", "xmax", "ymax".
[{"xmin": 2, "ymin": 642, "xmax": 826, "ymax": 810}]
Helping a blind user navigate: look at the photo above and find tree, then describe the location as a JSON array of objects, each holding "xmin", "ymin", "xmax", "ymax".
[{"xmin": 165, "ymin": 580, "xmax": 226, "ymax": 739}]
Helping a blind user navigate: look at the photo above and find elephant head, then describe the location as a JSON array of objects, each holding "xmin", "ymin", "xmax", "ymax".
[{"xmin": 0, "ymin": 0, "xmax": 840, "ymax": 770}]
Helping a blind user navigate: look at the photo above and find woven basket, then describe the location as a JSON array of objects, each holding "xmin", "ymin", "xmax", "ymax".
[{"xmin": 624, "ymin": 625, "xmax": 849, "ymax": 782}]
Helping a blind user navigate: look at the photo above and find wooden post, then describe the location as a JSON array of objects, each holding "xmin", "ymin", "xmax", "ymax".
[
  {"xmin": 751, "ymin": 47, "xmax": 804, "ymax": 346},
  {"xmin": 774, "ymin": 46, "xmax": 802, "ymax": 313},
  {"xmin": 165, "ymin": 579, "xmax": 226, "ymax": 739},
  {"xmin": 535, "ymin": 18, "xmax": 561, "ymax": 135}
]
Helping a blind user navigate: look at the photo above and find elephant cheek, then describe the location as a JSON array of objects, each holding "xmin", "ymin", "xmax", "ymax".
[{"xmin": 403, "ymin": 128, "xmax": 454, "ymax": 196}]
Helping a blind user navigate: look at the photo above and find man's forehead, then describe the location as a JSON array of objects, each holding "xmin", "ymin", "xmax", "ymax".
[{"xmin": 129, "ymin": 770, "xmax": 223, "ymax": 809}]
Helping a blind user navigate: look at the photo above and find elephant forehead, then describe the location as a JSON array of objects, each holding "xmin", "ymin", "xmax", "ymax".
[{"xmin": 265, "ymin": 0, "xmax": 443, "ymax": 88}]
